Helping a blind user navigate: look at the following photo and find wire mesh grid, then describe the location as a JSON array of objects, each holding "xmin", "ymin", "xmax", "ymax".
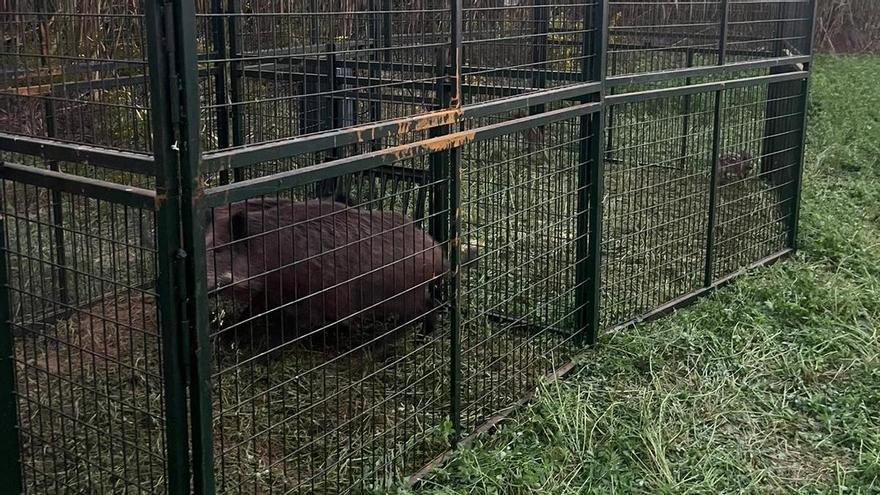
[
  {"xmin": 0, "ymin": 0, "xmax": 152, "ymax": 152},
  {"xmin": 601, "ymin": 92, "xmax": 714, "ymax": 327},
  {"xmin": 461, "ymin": 0, "xmax": 600, "ymax": 105},
  {"xmin": 726, "ymin": 0, "xmax": 813, "ymax": 60},
  {"xmin": 195, "ymin": 0, "xmax": 453, "ymax": 150},
  {"xmin": 458, "ymin": 115, "xmax": 588, "ymax": 430},
  {"xmin": 0, "ymin": 0, "xmax": 815, "ymax": 492},
  {"xmin": 608, "ymin": 0, "xmax": 723, "ymax": 76},
  {"xmin": 607, "ymin": 0, "xmax": 813, "ymax": 77},
  {"xmin": 205, "ymin": 154, "xmax": 454, "ymax": 493},
  {"xmin": 601, "ymin": 77, "xmax": 803, "ymax": 329},
  {"xmin": 0, "ymin": 178, "xmax": 165, "ymax": 493},
  {"xmin": 712, "ymin": 79, "xmax": 804, "ymax": 278}
]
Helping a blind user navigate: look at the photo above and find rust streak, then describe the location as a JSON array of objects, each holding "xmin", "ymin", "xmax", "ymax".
[{"xmin": 5, "ymin": 85, "xmax": 52, "ymax": 96}]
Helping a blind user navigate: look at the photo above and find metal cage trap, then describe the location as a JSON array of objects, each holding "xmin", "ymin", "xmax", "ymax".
[{"xmin": 0, "ymin": 0, "xmax": 815, "ymax": 492}]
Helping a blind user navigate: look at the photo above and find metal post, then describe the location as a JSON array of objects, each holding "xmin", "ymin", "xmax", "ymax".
[
  {"xmin": 317, "ymin": 44, "xmax": 341, "ymax": 197},
  {"xmin": 0, "ymin": 215, "xmax": 23, "ymax": 494},
  {"xmin": 578, "ymin": 0, "xmax": 607, "ymax": 346},
  {"xmin": 43, "ymin": 99, "xmax": 68, "ymax": 308},
  {"xmin": 368, "ymin": 0, "xmax": 383, "ymax": 132},
  {"xmin": 788, "ymin": 0, "xmax": 818, "ymax": 249},
  {"xmin": 211, "ymin": 0, "xmax": 231, "ymax": 184},
  {"xmin": 704, "ymin": 90, "xmax": 724, "ymax": 287},
  {"xmin": 679, "ymin": 48, "xmax": 694, "ymax": 168},
  {"xmin": 704, "ymin": 0, "xmax": 729, "ymax": 287},
  {"xmin": 448, "ymin": 0, "xmax": 463, "ymax": 446},
  {"xmin": 143, "ymin": 0, "xmax": 192, "ymax": 491},
  {"xmin": 530, "ymin": 0, "xmax": 548, "ymax": 117},
  {"xmin": 228, "ymin": 0, "xmax": 245, "ymax": 182},
  {"xmin": 168, "ymin": 0, "xmax": 215, "ymax": 490},
  {"xmin": 718, "ymin": 0, "xmax": 729, "ymax": 66},
  {"xmin": 429, "ymin": 24, "xmax": 452, "ymax": 248}
]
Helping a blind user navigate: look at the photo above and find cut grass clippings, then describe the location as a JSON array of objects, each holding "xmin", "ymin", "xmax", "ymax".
[{"xmin": 408, "ymin": 54, "xmax": 880, "ymax": 495}]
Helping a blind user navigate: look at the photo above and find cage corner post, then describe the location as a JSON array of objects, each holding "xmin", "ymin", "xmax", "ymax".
[
  {"xmin": 703, "ymin": 0, "xmax": 730, "ymax": 288},
  {"xmin": 144, "ymin": 0, "xmax": 215, "ymax": 491},
  {"xmin": 170, "ymin": 0, "xmax": 216, "ymax": 490},
  {"xmin": 576, "ymin": 0, "xmax": 608, "ymax": 347},
  {"xmin": 448, "ymin": 0, "xmax": 464, "ymax": 446},
  {"xmin": 143, "ymin": 0, "xmax": 194, "ymax": 492},
  {"xmin": 786, "ymin": 0, "xmax": 819, "ymax": 251},
  {"xmin": 0, "ymin": 215, "xmax": 24, "ymax": 494}
]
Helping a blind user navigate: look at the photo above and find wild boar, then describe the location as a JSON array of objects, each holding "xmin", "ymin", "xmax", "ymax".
[{"xmin": 204, "ymin": 197, "xmax": 450, "ymax": 354}]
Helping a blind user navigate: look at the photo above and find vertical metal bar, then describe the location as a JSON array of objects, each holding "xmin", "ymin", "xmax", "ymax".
[
  {"xmin": 448, "ymin": 0, "xmax": 463, "ymax": 445},
  {"xmin": 36, "ymin": 0, "xmax": 69, "ymax": 311},
  {"xmin": 772, "ymin": 0, "xmax": 787, "ymax": 57},
  {"xmin": 382, "ymin": 0, "xmax": 392, "ymax": 64},
  {"xmin": 211, "ymin": 0, "xmax": 231, "ymax": 184},
  {"xmin": 704, "ymin": 0, "xmax": 730, "ymax": 286},
  {"xmin": 704, "ymin": 90, "xmax": 724, "ymax": 287},
  {"xmin": 718, "ymin": 0, "xmax": 729, "ymax": 65},
  {"xmin": 228, "ymin": 0, "xmax": 245, "ymax": 182},
  {"xmin": 578, "ymin": 0, "xmax": 607, "ymax": 346},
  {"xmin": 167, "ymin": 0, "xmax": 215, "ymax": 490},
  {"xmin": 788, "ymin": 0, "xmax": 818, "ymax": 249},
  {"xmin": 43, "ymin": 100, "xmax": 68, "ymax": 308},
  {"xmin": 429, "ymin": 48, "xmax": 451, "ymax": 246},
  {"xmin": 0, "ymin": 215, "xmax": 23, "ymax": 495},
  {"xmin": 368, "ymin": 0, "xmax": 383, "ymax": 130},
  {"xmin": 318, "ymin": 44, "xmax": 340, "ymax": 197},
  {"xmin": 530, "ymin": 0, "xmax": 548, "ymax": 116},
  {"xmin": 143, "ymin": 0, "xmax": 191, "ymax": 492},
  {"xmin": 679, "ymin": 48, "xmax": 694, "ymax": 168}
]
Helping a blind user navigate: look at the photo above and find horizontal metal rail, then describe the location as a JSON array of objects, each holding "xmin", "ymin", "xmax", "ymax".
[
  {"xmin": 0, "ymin": 132, "xmax": 155, "ymax": 176},
  {"xmin": 607, "ymin": 70, "xmax": 808, "ymax": 105},
  {"xmin": 606, "ymin": 55, "xmax": 810, "ymax": 88},
  {"xmin": 0, "ymin": 67, "xmax": 805, "ymax": 183},
  {"xmin": 202, "ymin": 82, "xmax": 603, "ymax": 172},
  {"xmin": 202, "ymin": 100, "xmax": 602, "ymax": 208},
  {"xmin": 0, "ymin": 161, "xmax": 156, "ymax": 210}
]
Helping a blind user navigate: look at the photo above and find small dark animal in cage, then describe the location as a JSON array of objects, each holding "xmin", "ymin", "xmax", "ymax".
[
  {"xmin": 716, "ymin": 151, "xmax": 756, "ymax": 186},
  {"xmin": 512, "ymin": 109, "xmax": 546, "ymax": 155},
  {"xmin": 204, "ymin": 197, "xmax": 453, "ymax": 356}
]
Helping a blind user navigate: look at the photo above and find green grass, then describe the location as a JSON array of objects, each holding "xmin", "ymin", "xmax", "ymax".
[{"xmin": 408, "ymin": 55, "xmax": 880, "ymax": 494}]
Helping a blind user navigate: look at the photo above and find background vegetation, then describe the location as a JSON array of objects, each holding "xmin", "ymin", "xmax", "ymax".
[{"xmin": 816, "ymin": 0, "xmax": 880, "ymax": 53}]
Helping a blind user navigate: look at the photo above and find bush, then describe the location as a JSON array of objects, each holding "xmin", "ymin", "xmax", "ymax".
[{"xmin": 816, "ymin": 0, "xmax": 880, "ymax": 53}]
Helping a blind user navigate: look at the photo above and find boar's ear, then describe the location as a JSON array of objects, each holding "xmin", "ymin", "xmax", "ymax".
[{"xmin": 230, "ymin": 209, "xmax": 249, "ymax": 240}]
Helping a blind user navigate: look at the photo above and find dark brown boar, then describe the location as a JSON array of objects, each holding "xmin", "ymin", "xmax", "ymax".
[{"xmin": 205, "ymin": 197, "xmax": 449, "ymax": 354}]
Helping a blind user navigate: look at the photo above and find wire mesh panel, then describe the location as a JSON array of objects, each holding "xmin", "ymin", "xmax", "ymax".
[
  {"xmin": 461, "ymin": 0, "xmax": 600, "ymax": 105},
  {"xmin": 607, "ymin": 0, "xmax": 723, "ymax": 76},
  {"xmin": 607, "ymin": 0, "xmax": 813, "ymax": 77},
  {"xmin": 712, "ymin": 79, "xmax": 805, "ymax": 279},
  {"xmin": 601, "ymin": 93, "xmax": 715, "ymax": 327},
  {"xmin": 458, "ymin": 114, "xmax": 588, "ymax": 429},
  {"xmin": 0, "ymin": 177, "xmax": 165, "ymax": 492},
  {"xmin": 204, "ymin": 154, "xmax": 452, "ymax": 493},
  {"xmin": 726, "ymin": 0, "xmax": 814, "ymax": 60},
  {"xmin": 0, "ymin": 0, "xmax": 151, "ymax": 152},
  {"xmin": 196, "ymin": 0, "xmax": 453, "ymax": 150}
]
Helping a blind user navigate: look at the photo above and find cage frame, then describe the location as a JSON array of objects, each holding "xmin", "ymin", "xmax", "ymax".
[{"xmin": 0, "ymin": 0, "xmax": 818, "ymax": 492}]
